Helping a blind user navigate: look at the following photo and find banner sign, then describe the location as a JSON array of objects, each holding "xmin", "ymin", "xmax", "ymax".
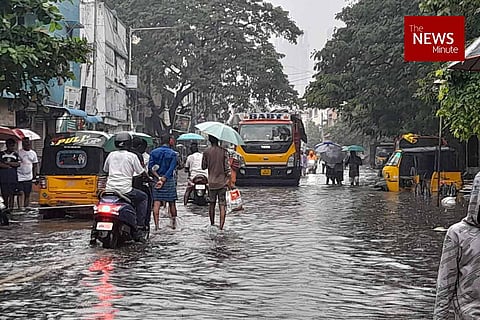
[
  {"xmin": 49, "ymin": 133, "xmax": 107, "ymax": 147},
  {"xmin": 404, "ymin": 16, "xmax": 465, "ymax": 62},
  {"xmin": 173, "ymin": 114, "xmax": 191, "ymax": 133},
  {"xmin": 243, "ymin": 113, "xmax": 291, "ymax": 121}
]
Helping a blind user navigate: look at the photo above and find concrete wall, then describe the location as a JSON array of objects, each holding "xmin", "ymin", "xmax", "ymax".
[{"xmin": 0, "ymin": 100, "xmax": 16, "ymax": 127}]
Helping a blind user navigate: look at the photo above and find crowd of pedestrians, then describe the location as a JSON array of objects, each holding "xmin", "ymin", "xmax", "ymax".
[
  {"xmin": 301, "ymin": 149, "xmax": 362, "ymax": 186},
  {"xmin": 0, "ymin": 138, "xmax": 38, "ymax": 210}
]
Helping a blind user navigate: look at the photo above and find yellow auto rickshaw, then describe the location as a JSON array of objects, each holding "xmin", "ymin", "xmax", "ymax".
[
  {"xmin": 382, "ymin": 146, "xmax": 463, "ymax": 193},
  {"xmin": 38, "ymin": 131, "xmax": 111, "ymax": 217}
]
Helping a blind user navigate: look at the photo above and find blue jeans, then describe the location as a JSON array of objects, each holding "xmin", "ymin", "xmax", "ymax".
[{"xmin": 125, "ymin": 188, "xmax": 148, "ymax": 228}]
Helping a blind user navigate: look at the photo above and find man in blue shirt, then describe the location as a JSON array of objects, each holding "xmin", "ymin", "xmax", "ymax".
[{"xmin": 148, "ymin": 133, "xmax": 178, "ymax": 230}]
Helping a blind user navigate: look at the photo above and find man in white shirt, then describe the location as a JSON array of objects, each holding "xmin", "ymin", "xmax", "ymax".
[
  {"xmin": 103, "ymin": 132, "xmax": 148, "ymax": 239},
  {"xmin": 183, "ymin": 142, "xmax": 208, "ymax": 206},
  {"xmin": 17, "ymin": 138, "xmax": 39, "ymax": 210},
  {"xmin": 184, "ymin": 143, "xmax": 208, "ymax": 179}
]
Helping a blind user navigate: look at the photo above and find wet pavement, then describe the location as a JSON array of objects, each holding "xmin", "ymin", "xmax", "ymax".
[{"xmin": 0, "ymin": 169, "xmax": 467, "ymax": 319}]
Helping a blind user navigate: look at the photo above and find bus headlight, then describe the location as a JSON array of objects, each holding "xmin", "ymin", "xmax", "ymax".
[
  {"xmin": 239, "ymin": 155, "xmax": 246, "ymax": 167},
  {"xmin": 287, "ymin": 155, "xmax": 295, "ymax": 167}
]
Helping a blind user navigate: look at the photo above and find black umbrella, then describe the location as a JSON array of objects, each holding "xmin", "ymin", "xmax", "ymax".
[{"xmin": 448, "ymin": 37, "xmax": 480, "ymax": 71}]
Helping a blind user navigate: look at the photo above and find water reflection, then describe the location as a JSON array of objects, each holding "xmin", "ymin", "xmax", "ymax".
[
  {"xmin": 85, "ymin": 256, "xmax": 122, "ymax": 320},
  {"xmin": 0, "ymin": 169, "xmax": 468, "ymax": 319}
]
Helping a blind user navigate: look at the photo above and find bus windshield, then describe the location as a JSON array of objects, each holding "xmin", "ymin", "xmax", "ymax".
[{"xmin": 239, "ymin": 124, "xmax": 292, "ymax": 143}]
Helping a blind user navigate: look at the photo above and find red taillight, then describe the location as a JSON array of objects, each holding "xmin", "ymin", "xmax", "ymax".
[
  {"xmin": 97, "ymin": 176, "xmax": 107, "ymax": 190},
  {"xmin": 39, "ymin": 177, "xmax": 47, "ymax": 189},
  {"xmin": 97, "ymin": 204, "xmax": 121, "ymax": 215}
]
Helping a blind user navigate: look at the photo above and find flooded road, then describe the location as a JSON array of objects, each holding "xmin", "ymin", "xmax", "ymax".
[{"xmin": 0, "ymin": 169, "xmax": 467, "ymax": 319}]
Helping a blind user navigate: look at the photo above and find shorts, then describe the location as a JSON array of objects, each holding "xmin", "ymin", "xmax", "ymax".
[
  {"xmin": 0, "ymin": 182, "xmax": 17, "ymax": 197},
  {"xmin": 209, "ymin": 187, "xmax": 226, "ymax": 206},
  {"xmin": 17, "ymin": 180, "xmax": 33, "ymax": 194}
]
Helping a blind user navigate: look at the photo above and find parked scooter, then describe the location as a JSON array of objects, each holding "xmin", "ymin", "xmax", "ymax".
[
  {"xmin": 184, "ymin": 174, "xmax": 209, "ymax": 206},
  {"xmin": 0, "ymin": 196, "xmax": 9, "ymax": 226}
]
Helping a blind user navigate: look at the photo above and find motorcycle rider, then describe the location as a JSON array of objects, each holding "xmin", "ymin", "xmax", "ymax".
[
  {"xmin": 184, "ymin": 142, "xmax": 208, "ymax": 203},
  {"xmin": 103, "ymin": 132, "xmax": 148, "ymax": 241},
  {"xmin": 185, "ymin": 143, "xmax": 208, "ymax": 180}
]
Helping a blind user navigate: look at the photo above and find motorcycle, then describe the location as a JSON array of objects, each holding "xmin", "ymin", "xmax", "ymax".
[
  {"xmin": 91, "ymin": 163, "xmax": 156, "ymax": 249},
  {"xmin": 0, "ymin": 196, "xmax": 9, "ymax": 226},
  {"xmin": 183, "ymin": 174, "xmax": 209, "ymax": 206},
  {"xmin": 90, "ymin": 191, "xmax": 143, "ymax": 249}
]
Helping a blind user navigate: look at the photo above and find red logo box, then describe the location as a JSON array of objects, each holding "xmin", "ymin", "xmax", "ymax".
[{"xmin": 404, "ymin": 16, "xmax": 465, "ymax": 62}]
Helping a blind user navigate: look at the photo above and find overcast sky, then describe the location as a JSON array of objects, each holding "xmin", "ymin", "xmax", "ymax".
[
  {"xmin": 268, "ymin": 0, "xmax": 347, "ymax": 94},
  {"xmin": 270, "ymin": 0, "xmax": 347, "ymax": 52}
]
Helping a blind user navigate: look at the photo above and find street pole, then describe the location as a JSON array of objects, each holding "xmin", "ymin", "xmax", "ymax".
[
  {"xmin": 437, "ymin": 116, "xmax": 442, "ymax": 207},
  {"xmin": 127, "ymin": 26, "xmax": 173, "ymax": 132},
  {"xmin": 433, "ymin": 79, "xmax": 446, "ymax": 207},
  {"xmin": 92, "ymin": 0, "xmax": 97, "ymax": 90}
]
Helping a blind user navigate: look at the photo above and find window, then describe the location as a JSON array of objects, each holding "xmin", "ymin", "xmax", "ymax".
[
  {"xmin": 239, "ymin": 124, "xmax": 292, "ymax": 142},
  {"xmin": 56, "ymin": 150, "xmax": 87, "ymax": 169},
  {"xmin": 385, "ymin": 151, "xmax": 401, "ymax": 167}
]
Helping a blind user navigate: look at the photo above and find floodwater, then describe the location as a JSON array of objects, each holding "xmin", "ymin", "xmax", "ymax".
[{"xmin": 0, "ymin": 169, "xmax": 467, "ymax": 319}]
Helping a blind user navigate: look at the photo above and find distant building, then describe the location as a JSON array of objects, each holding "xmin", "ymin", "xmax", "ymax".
[{"xmin": 301, "ymin": 108, "xmax": 338, "ymax": 128}]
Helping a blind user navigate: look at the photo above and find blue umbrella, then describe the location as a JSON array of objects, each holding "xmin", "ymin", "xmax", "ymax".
[
  {"xmin": 342, "ymin": 145, "xmax": 365, "ymax": 152},
  {"xmin": 177, "ymin": 133, "xmax": 205, "ymax": 141},
  {"xmin": 315, "ymin": 141, "xmax": 342, "ymax": 154},
  {"xmin": 195, "ymin": 121, "xmax": 245, "ymax": 145},
  {"xmin": 317, "ymin": 144, "xmax": 344, "ymax": 164}
]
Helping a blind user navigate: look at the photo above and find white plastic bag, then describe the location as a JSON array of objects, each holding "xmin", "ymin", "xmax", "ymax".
[{"xmin": 226, "ymin": 188, "xmax": 243, "ymax": 212}]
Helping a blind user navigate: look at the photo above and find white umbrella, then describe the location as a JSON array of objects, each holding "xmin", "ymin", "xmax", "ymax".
[
  {"xmin": 195, "ymin": 122, "xmax": 245, "ymax": 145},
  {"xmin": 448, "ymin": 36, "xmax": 480, "ymax": 71},
  {"xmin": 13, "ymin": 128, "xmax": 41, "ymax": 140}
]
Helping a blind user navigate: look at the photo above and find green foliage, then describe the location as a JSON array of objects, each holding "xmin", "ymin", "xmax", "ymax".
[
  {"xmin": 304, "ymin": 120, "xmax": 322, "ymax": 147},
  {"xmin": 419, "ymin": 0, "xmax": 480, "ymax": 140},
  {"xmin": 305, "ymin": 0, "xmax": 438, "ymax": 139},
  {"xmin": 419, "ymin": 0, "xmax": 480, "ymax": 39},
  {"xmin": 0, "ymin": 0, "xmax": 90, "ymax": 105},
  {"xmin": 106, "ymin": 0, "xmax": 302, "ymax": 122},
  {"xmin": 323, "ymin": 120, "xmax": 371, "ymax": 147}
]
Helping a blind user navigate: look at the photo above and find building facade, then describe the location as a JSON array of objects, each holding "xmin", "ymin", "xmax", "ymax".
[{"xmin": 80, "ymin": 1, "xmax": 129, "ymax": 132}]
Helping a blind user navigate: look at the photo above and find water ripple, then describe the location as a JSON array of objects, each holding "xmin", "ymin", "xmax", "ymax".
[{"xmin": 0, "ymin": 169, "xmax": 465, "ymax": 319}]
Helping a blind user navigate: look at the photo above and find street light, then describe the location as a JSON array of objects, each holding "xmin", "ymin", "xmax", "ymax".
[
  {"xmin": 127, "ymin": 26, "xmax": 174, "ymax": 131},
  {"xmin": 434, "ymin": 79, "xmax": 446, "ymax": 207}
]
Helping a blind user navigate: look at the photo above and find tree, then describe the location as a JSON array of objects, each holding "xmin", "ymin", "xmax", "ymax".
[
  {"xmin": 305, "ymin": 120, "xmax": 322, "ymax": 147},
  {"xmin": 418, "ymin": 0, "xmax": 480, "ymax": 141},
  {"xmin": 0, "ymin": 0, "xmax": 90, "ymax": 107},
  {"xmin": 305, "ymin": 0, "xmax": 438, "ymax": 139},
  {"xmin": 323, "ymin": 120, "xmax": 371, "ymax": 148},
  {"xmin": 106, "ymin": 0, "xmax": 301, "ymax": 124}
]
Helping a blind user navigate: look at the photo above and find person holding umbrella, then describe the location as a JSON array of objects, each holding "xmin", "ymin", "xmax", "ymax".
[
  {"xmin": 201, "ymin": 135, "xmax": 231, "ymax": 230},
  {"xmin": 345, "ymin": 151, "xmax": 362, "ymax": 186},
  {"xmin": 195, "ymin": 121, "xmax": 244, "ymax": 229}
]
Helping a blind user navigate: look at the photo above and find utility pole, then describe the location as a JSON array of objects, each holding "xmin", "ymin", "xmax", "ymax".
[
  {"xmin": 92, "ymin": 0, "xmax": 97, "ymax": 90},
  {"xmin": 433, "ymin": 79, "xmax": 446, "ymax": 207}
]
